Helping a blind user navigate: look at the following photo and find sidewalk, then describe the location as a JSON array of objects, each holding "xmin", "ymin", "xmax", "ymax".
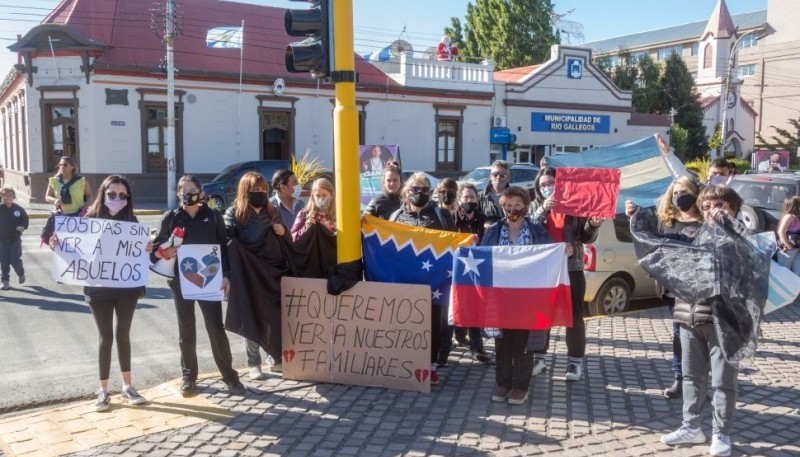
[{"xmin": 1, "ymin": 306, "xmax": 798, "ymax": 457}]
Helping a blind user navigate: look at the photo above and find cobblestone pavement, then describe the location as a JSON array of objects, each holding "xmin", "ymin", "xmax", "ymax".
[{"xmin": 1, "ymin": 305, "xmax": 798, "ymax": 457}]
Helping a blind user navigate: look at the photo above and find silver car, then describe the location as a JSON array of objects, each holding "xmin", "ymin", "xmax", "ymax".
[
  {"xmin": 457, "ymin": 164, "xmax": 539, "ymax": 193},
  {"xmin": 583, "ymin": 217, "xmax": 657, "ymax": 315}
]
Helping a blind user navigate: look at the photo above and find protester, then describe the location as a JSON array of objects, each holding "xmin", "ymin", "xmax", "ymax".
[
  {"xmin": 152, "ymin": 175, "xmax": 245, "ymax": 397},
  {"xmin": 652, "ymin": 185, "xmax": 746, "ymax": 457},
  {"xmin": 530, "ymin": 167, "xmax": 602, "ymax": 381},
  {"xmin": 449, "ymin": 182, "xmax": 490, "ymax": 363},
  {"xmin": 270, "ymin": 169, "xmax": 305, "ymax": 229},
  {"xmin": 390, "ymin": 172, "xmax": 455, "ymax": 384},
  {"xmin": 435, "ymin": 178, "xmax": 458, "ymax": 213},
  {"xmin": 483, "ymin": 186, "xmax": 552, "ymax": 404},
  {"xmin": 0, "ymin": 186, "xmax": 27, "ymax": 290},
  {"xmin": 776, "ymin": 196, "xmax": 800, "ymax": 274},
  {"xmin": 292, "ymin": 177, "xmax": 336, "ymax": 241},
  {"xmin": 707, "ymin": 158, "xmax": 732, "ymax": 186},
  {"xmin": 45, "ymin": 156, "xmax": 93, "ymax": 216},
  {"xmin": 224, "ymin": 172, "xmax": 286, "ymax": 380},
  {"xmin": 364, "ymin": 161, "xmax": 403, "ymax": 220},
  {"xmin": 627, "ymin": 176, "xmax": 704, "ymax": 399},
  {"xmin": 479, "ymin": 160, "xmax": 511, "ymax": 227},
  {"xmin": 50, "ymin": 175, "xmax": 151, "ymax": 411}
]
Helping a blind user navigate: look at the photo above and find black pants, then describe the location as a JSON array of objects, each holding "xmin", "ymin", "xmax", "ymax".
[
  {"xmin": 446, "ymin": 327, "xmax": 485, "ymax": 354},
  {"xmin": 169, "ymin": 280, "xmax": 238, "ymax": 383},
  {"xmin": 88, "ymin": 294, "xmax": 138, "ymax": 381},
  {"xmin": 535, "ymin": 270, "xmax": 587, "ymax": 359},
  {"xmin": 0, "ymin": 238, "xmax": 23, "ymax": 282},
  {"xmin": 495, "ymin": 329, "xmax": 534, "ymax": 390},
  {"xmin": 431, "ymin": 305, "xmax": 444, "ymax": 365}
]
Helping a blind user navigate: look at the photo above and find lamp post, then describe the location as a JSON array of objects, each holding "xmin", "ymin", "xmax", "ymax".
[{"xmin": 717, "ymin": 30, "xmax": 763, "ymax": 159}]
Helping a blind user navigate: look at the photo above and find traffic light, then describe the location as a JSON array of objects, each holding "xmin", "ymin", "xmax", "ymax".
[{"xmin": 284, "ymin": 0, "xmax": 332, "ymax": 79}]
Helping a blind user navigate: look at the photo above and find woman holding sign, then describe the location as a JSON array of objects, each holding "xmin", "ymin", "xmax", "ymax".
[
  {"xmin": 152, "ymin": 175, "xmax": 245, "ymax": 397},
  {"xmin": 50, "ymin": 175, "xmax": 150, "ymax": 411},
  {"xmin": 530, "ymin": 167, "xmax": 602, "ymax": 382}
]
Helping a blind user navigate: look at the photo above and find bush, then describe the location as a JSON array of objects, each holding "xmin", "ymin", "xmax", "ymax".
[{"xmin": 685, "ymin": 156, "xmax": 751, "ymax": 178}]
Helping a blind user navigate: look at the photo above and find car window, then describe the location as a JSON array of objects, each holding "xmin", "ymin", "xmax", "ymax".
[
  {"xmin": 511, "ymin": 169, "xmax": 536, "ymax": 182},
  {"xmin": 461, "ymin": 169, "xmax": 490, "ymax": 181},
  {"xmin": 613, "ymin": 214, "xmax": 633, "ymax": 243},
  {"xmin": 730, "ymin": 180, "xmax": 797, "ymax": 211},
  {"xmin": 211, "ymin": 164, "xmax": 238, "ymax": 183}
]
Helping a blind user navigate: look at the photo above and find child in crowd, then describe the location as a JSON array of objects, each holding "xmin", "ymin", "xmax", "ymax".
[{"xmin": 0, "ymin": 186, "xmax": 28, "ymax": 290}]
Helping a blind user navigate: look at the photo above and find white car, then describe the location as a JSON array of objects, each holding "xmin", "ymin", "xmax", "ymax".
[
  {"xmin": 457, "ymin": 164, "xmax": 539, "ymax": 193},
  {"xmin": 583, "ymin": 217, "xmax": 657, "ymax": 315},
  {"xmin": 401, "ymin": 170, "xmax": 440, "ymax": 190}
]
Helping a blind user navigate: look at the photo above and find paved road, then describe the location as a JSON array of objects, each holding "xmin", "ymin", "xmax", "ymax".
[{"xmin": 0, "ymin": 215, "xmax": 250, "ymax": 413}]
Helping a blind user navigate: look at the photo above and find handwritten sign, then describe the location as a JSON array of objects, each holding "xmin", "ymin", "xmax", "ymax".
[
  {"xmin": 177, "ymin": 244, "xmax": 224, "ymax": 301},
  {"xmin": 51, "ymin": 216, "xmax": 150, "ymax": 287},
  {"xmin": 281, "ymin": 277, "xmax": 431, "ymax": 393}
]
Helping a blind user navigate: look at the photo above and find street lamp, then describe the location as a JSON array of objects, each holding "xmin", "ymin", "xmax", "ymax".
[{"xmin": 717, "ymin": 29, "xmax": 766, "ymax": 159}]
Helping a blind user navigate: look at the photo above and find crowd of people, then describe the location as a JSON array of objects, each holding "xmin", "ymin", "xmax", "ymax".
[{"xmin": 9, "ymin": 152, "xmax": 795, "ymax": 457}]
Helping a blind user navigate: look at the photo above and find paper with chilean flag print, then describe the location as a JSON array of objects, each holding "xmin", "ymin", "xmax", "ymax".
[
  {"xmin": 451, "ymin": 244, "xmax": 572, "ymax": 330},
  {"xmin": 362, "ymin": 215, "xmax": 476, "ymax": 306}
]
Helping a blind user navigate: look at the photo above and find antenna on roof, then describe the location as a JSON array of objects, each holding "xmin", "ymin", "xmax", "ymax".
[{"xmin": 550, "ymin": 8, "xmax": 585, "ymax": 45}]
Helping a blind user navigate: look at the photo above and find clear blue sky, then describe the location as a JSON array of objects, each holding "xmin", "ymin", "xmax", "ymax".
[{"xmin": 0, "ymin": 0, "xmax": 767, "ymax": 73}]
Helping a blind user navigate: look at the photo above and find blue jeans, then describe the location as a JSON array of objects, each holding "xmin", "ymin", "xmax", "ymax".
[{"xmin": 666, "ymin": 297, "xmax": 682, "ymax": 376}]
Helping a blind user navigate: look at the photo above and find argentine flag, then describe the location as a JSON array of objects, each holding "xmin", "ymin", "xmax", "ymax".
[{"xmin": 206, "ymin": 26, "xmax": 243, "ymax": 49}]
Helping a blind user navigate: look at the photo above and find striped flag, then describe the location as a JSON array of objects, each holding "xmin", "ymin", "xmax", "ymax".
[
  {"xmin": 451, "ymin": 244, "xmax": 572, "ymax": 330},
  {"xmin": 548, "ymin": 134, "xmax": 685, "ymax": 213},
  {"xmin": 206, "ymin": 26, "xmax": 243, "ymax": 49}
]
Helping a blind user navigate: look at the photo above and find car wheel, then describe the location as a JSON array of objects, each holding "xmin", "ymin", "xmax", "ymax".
[
  {"xmin": 589, "ymin": 277, "xmax": 631, "ymax": 316},
  {"xmin": 207, "ymin": 195, "xmax": 225, "ymax": 212},
  {"xmin": 739, "ymin": 204, "xmax": 765, "ymax": 231}
]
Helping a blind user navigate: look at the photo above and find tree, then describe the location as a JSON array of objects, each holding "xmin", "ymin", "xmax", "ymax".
[
  {"xmin": 757, "ymin": 116, "xmax": 800, "ymax": 169},
  {"xmin": 596, "ymin": 51, "xmax": 663, "ymax": 114},
  {"xmin": 659, "ymin": 53, "xmax": 707, "ymax": 158},
  {"xmin": 443, "ymin": 17, "xmax": 466, "ymax": 61},
  {"xmin": 669, "ymin": 124, "xmax": 689, "ymax": 159},
  {"xmin": 445, "ymin": 0, "xmax": 557, "ymax": 70}
]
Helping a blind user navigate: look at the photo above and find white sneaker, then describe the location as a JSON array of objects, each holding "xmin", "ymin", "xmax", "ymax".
[
  {"xmin": 660, "ymin": 426, "xmax": 706, "ymax": 445},
  {"xmin": 270, "ymin": 362, "xmax": 282, "ymax": 373},
  {"xmin": 121, "ymin": 385, "xmax": 147, "ymax": 406},
  {"xmin": 710, "ymin": 433, "xmax": 731, "ymax": 456},
  {"xmin": 249, "ymin": 366, "xmax": 265, "ymax": 380},
  {"xmin": 565, "ymin": 362, "xmax": 582, "ymax": 381},
  {"xmin": 532, "ymin": 358, "xmax": 547, "ymax": 376}
]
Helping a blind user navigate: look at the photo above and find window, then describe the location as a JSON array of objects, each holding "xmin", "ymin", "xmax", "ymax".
[
  {"xmin": 657, "ymin": 45, "xmax": 682, "ymax": 61},
  {"xmin": 140, "ymin": 102, "xmax": 183, "ymax": 173},
  {"xmin": 690, "ymin": 42, "xmax": 699, "ymax": 56},
  {"xmin": 703, "ymin": 43, "xmax": 713, "ymax": 69},
  {"xmin": 630, "ymin": 51, "xmax": 649, "ymax": 63},
  {"xmin": 43, "ymin": 102, "xmax": 78, "ymax": 173},
  {"xmin": 737, "ymin": 64, "xmax": 756, "ymax": 77},
  {"xmin": 435, "ymin": 117, "xmax": 461, "ymax": 172},
  {"xmin": 738, "ymin": 34, "xmax": 759, "ymax": 49}
]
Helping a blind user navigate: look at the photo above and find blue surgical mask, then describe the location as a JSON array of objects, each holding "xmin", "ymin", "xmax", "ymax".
[
  {"xmin": 708, "ymin": 175, "xmax": 728, "ymax": 186},
  {"xmin": 541, "ymin": 186, "xmax": 555, "ymax": 198}
]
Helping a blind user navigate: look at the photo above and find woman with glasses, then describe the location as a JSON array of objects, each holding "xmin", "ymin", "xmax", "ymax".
[
  {"xmin": 479, "ymin": 160, "xmax": 511, "ymax": 227},
  {"xmin": 389, "ymin": 173, "xmax": 455, "ymax": 384},
  {"xmin": 45, "ymin": 156, "xmax": 93, "ymax": 216},
  {"xmin": 151, "ymin": 175, "xmax": 245, "ymax": 398},
  {"xmin": 530, "ymin": 167, "xmax": 603, "ymax": 382},
  {"xmin": 50, "ymin": 175, "xmax": 151, "ymax": 411}
]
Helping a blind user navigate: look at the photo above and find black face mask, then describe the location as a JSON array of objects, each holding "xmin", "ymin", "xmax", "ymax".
[
  {"xmin": 409, "ymin": 192, "xmax": 430, "ymax": 207},
  {"xmin": 505, "ymin": 209, "xmax": 524, "ymax": 222},
  {"xmin": 672, "ymin": 193, "xmax": 696, "ymax": 212},
  {"xmin": 440, "ymin": 192, "xmax": 456, "ymax": 206},
  {"xmin": 248, "ymin": 191, "xmax": 269, "ymax": 208},
  {"xmin": 460, "ymin": 202, "xmax": 478, "ymax": 213},
  {"xmin": 181, "ymin": 192, "xmax": 202, "ymax": 207}
]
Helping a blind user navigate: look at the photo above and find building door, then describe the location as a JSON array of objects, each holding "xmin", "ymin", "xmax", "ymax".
[
  {"xmin": 436, "ymin": 117, "xmax": 461, "ymax": 172},
  {"xmin": 44, "ymin": 103, "xmax": 78, "ymax": 173},
  {"xmin": 260, "ymin": 110, "xmax": 292, "ymax": 161}
]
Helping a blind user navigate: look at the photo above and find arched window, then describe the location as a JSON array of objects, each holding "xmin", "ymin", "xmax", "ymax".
[{"xmin": 703, "ymin": 43, "xmax": 713, "ymax": 69}]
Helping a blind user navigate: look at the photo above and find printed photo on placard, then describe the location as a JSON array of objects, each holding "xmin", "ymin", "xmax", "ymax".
[
  {"xmin": 178, "ymin": 244, "xmax": 224, "ymax": 301},
  {"xmin": 359, "ymin": 145, "xmax": 400, "ymax": 210}
]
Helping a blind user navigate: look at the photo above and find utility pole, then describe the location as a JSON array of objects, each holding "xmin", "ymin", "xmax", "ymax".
[
  {"xmin": 165, "ymin": 0, "xmax": 177, "ymax": 208},
  {"xmin": 668, "ymin": 107, "xmax": 678, "ymax": 146}
]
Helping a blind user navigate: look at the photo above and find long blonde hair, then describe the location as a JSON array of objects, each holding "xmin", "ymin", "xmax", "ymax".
[
  {"xmin": 306, "ymin": 177, "xmax": 336, "ymax": 221},
  {"xmin": 233, "ymin": 171, "xmax": 277, "ymax": 223},
  {"xmin": 656, "ymin": 176, "xmax": 704, "ymax": 227},
  {"xmin": 400, "ymin": 172, "xmax": 432, "ymax": 209}
]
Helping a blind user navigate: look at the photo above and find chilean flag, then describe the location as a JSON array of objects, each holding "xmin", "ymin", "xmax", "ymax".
[{"xmin": 451, "ymin": 244, "xmax": 572, "ymax": 330}]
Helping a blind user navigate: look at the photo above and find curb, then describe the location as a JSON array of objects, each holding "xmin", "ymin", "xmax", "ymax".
[{"xmin": 26, "ymin": 209, "xmax": 165, "ymax": 219}]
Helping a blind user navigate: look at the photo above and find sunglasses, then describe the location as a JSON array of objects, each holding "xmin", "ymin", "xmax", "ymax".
[
  {"xmin": 700, "ymin": 201, "xmax": 726, "ymax": 211},
  {"xmin": 490, "ymin": 172, "xmax": 507, "ymax": 178},
  {"xmin": 105, "ymin": 191, "xmax": 128, "ymax": 201},
  {"xmin": 410, "ymin": 186, "xmax": 430, "ymax": 194}
]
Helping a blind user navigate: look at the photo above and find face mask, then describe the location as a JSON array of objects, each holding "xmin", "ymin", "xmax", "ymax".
[
  {"xmin": 181, "ymin": 192, "xmax": 202, "ymax": 207},
  {"xmin": 409, "ymin": 192, "xmax": 430, "ymax": 207},
  {"xmin": 491, "ymin": 179, "xmax": 507, "ymax": 191},
  {"xmin": 541, "ymin": 186, "xmax": 555, "ymax": 199},
  {"xmin": 291, "ymin": 184, "xmax": 302, "ymax": 199},
  {"xmin": 104, "ymin": 198, "xmax": 127, "ymax": 213},
  {"xmin": 248, "ymin": 191, "xmax": 269, "ymax": 208},
  {"xmin": 672, "ymin": 193, "xmax": 697, "ymax": 212},
  {"xmin": 441, "ymin": 192, "xmax": 456, "ymax": 206},
  {"xmin": 314, "ymin": 196, "xmax": 331, "ymax": 209},
  {"xmin": 708, "ymin": 175, "xmax": 728, "ymax": 186},
  {"xmin": 460, "ymin": 202, "xmax": 478, "ymax": 213},
  {"xmin": 505, "ymin": 209, "xmax": 524, "ymax": 222}
]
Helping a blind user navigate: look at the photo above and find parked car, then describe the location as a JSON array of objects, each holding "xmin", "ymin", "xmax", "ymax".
[
  {"xmin": 583, "ymin": 216, "xmax": 657, "ymax": 316},
  {"xmin": 729, "ymin": 172, "xmax": 800, "ymax": 232},
  {"xmin": 202, "ymin": 160, "xmax": 291, "ymax": 211},
  {"xmin": 457, "ymin": 164, "xmax": 539, "ymax": 193},
  {"xmin": 401, "ymin": 170, "xmax": 440, "ymax": 190}
]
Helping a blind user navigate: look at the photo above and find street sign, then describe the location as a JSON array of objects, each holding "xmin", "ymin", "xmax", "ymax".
[{"xmin": 490, "ymin": 127, "xmax": 516, "ymax": 144}]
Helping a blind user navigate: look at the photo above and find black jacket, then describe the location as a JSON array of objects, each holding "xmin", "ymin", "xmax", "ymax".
[
  {"xmin": 223, "ymin": 205, "xmax": 281, "ymax": 246},
  {"xmin": 151, "ymin": 205, "xmax": 230, "ymax": 277},
  {"xmin": 454, "ymin": 208, "xmax": 485, "ymax": 242},
  {"xmin": 364, "ymin": 192, "xmax": 401, "ymax": 220},
  {"xmin": 479, "ymin": 186, "xmax": 504, "ymax": 226},
  {"xmin": 0, "ymin": 203, "xmax": 28, "ymax": 240},
  {"xmin": 390, "ymin": 204, "xmax": 455, "ymax": 230}
]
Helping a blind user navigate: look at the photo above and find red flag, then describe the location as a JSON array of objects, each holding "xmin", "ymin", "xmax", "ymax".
[{"xmin": 553, "ymin": 167, "xmax": 620, "ymax": 219}]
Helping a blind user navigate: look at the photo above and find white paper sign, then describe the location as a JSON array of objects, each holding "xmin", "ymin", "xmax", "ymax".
[
  {"xmin": 177, "ymin": 244, "xmax": 224, "ymax": 301},
  {"xmin": 51, "ymin": 216, "xmax": 151, "ymax": 287}
]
